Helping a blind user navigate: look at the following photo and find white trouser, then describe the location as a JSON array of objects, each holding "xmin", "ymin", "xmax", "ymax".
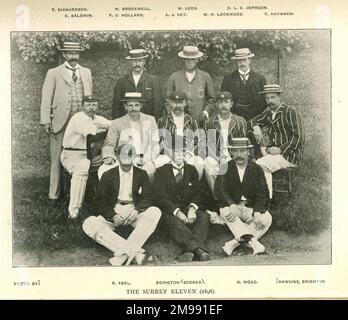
[
  {"xmin": 98, "ymin": 161, "xmax": 156, "ymax": 182},
  {"xmin": 82, "ymin": 206, "xmax": 161, "ymax": 256},
  {"xmin": 256, "ymin": 153, "xmax": 296, "ymax": 198},
  {"xmin": 220, "ymin": 205, "xmax": 272, "ymax": 241},
  {"xmin": 204, "ymin": 155, "xmax": 231, "ymax": 194},
  {"xmin": 61, "ymin": 150, "xmax": 90, "ymax": 215},
  {"xmin": 154, "ymin": 154, "xmax": 205, "ymax": 179}
]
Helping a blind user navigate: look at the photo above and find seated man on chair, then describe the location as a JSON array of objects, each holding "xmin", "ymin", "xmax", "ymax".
[
  {"xmin": 61, "ymin": 95, "xmax": 111, "ymax": 219},
  {"xmin": 214, "ymin": 138, "xmax": 272, "ymax": 256},
  {"xmin": 203, "ymin": 91, "xmax": 247, "ymax": 193},
  {"xmin": 100, "ymin": 92, "xmax": 159, "ymax": 182},
  {"xmin": 247, "ymin": 84, "xmax": 305, "ymax": 199},
  {"xmin": 154, "ymin": 135, "xmax": 211, "ymax": 262},
  {"xmin": 155, "ymin": 91, "xmax": 205, "ymax": 179},
  {"xmin": 82, "ymin": 143, "xmax": 161, "ymax": 266}
]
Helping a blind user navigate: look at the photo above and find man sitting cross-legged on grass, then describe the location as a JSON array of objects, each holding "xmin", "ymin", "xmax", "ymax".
[
  {"xmin": 82, "ymin": 143, "xmax": 161, "ymax": 266},
  {"xmin": 214, "ymin": 138, "xmax": 272, "ymax": 256},
  {"xmin": 61, "ymin": 95, "xmax": 111, "ymax": 219},
  {"xmin": 154, "ymin": 135, "xmax": 211, "ymax": 262}
]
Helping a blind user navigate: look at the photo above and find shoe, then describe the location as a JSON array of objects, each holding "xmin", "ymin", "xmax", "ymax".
[
  {"xmin": 194, "ymin": 248, "xmax": 211, "ymax": 261},
  {"xmin": 248, "ymin": 237, "xmax": 266, "ymax": 255},
  {"xmin": 134, "ymin": 252, "xmax": 146, "ymax": 265},
  {"xmin": 222, "ymin": 239, "xmax": 240, "ymax": 256},
  {"xmin": 176, "ymin": 252, "xmax": 194, "ymax": 262},
  {"xmin": 68, "ymin": 208, "xmax": 79, "ymax": 220},
  {"xmin": 109, "ymin": 253, "xmax": 128, "ymax": 266}
]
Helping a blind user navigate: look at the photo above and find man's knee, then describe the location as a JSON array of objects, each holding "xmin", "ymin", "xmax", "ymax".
[
  {"xmin": 262, "ymin": 211, "xmax": 272, "ymax": 229},
  {"xmin": 82, "ymin": 216, "xmax": 106, "ymax": 239},
  {"xmin": 144, "ymin": 206, "xmax": 162, "ymax": 224},
  {"xmin": 73, "ymin": 159, "xmax": 91, "ymax": 175}
]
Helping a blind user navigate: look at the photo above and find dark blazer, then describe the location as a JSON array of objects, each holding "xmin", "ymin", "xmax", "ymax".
[
  {"xmin": 95, "ymin": 166, "xmax": 153, "ymax": 219},
  {"xmin": 112, "ymin": 71, "xmax": 164, "ymax": 119},
  {"xmin": 220, "ymin": 70, "xmax": 267, "ymax": 120},
  {"xmin": 214, "ymin": 160, "xmax": 269, "ymax": 213},
  {"xmin": 153, "ymin": 163, "xmax": 203, "ymax": 215}
]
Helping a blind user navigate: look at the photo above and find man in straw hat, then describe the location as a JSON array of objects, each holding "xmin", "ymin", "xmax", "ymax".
[
  {"xmin": 221, "ymin": 48, "xmax": 267, "ymax": 121},
  {"xmin": 100, "ymin": 92, "xmax": 159, "ymax": 182},
  {"xmin": 154, "ymin": 134, "xmax": 212, "ymax": 262},
  {"xmin": 82, "ymin": 143, "xmax": 161, "ymax": 266},
  {"xmin": 214, "ymin": 138, "xmax": 272, "ymax": 256},
  {"xmin": 166, "ymin": 46, "xmax": 216, "ymax": 127},
  {"xmin": 248, "ymin": 84, "xmax": 305, "ymax": 199},
  {"xmin": 61, "ymin": 96, "xmax": 111, "ymax": 219},
  {"xmin": 40, "ymin": 41, "xmax": 93, "ymax": 202},
  {"xmin": 112, "ymin": 48, "xmax": 164, "ymax": 120}
]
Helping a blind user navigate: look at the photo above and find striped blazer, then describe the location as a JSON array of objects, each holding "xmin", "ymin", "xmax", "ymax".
[{"xmin": 248, "ymin": 103, "xmax": 305, "ymax": 165}]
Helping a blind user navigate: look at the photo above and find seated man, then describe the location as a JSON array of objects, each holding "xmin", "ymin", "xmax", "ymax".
[
  {"xmin": 61, "ymin": 96, "xmax": 111, "ymax": 219},
  {"xmin": 155, "ymin": 91, "xmax": 205, "ymax": 178},
  {"xmin": 248, "ymin": 84, "xmax": 305, "ymax": 198},
  {"xmin": 154, "ymin": 135, "xmax": 211, "ymax": 262},
  {"xmin": 100, "ymin": 92, "xmax": 159, "ymax": 182},
  {"xmin": 82, "ymin": 143, "xmax": 161, "ymax": 266},
  {"xmin": 204, "ymin": 91, "xmax": 247, "ymax": 193},
  {"xmin": 214, "ymin": 138, "xmax": 272, "ymax": 256}
]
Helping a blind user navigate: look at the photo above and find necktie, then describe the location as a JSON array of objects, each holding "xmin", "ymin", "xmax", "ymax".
[
  {"xmin": 241, "ymin": 74, "xmax": 248, "ymax": 85},
  {"xmin": 66, "ymin": 65, "xmax": 78, "ymax": 82},
  {"xmin": 174, "ymin": 166, "xmax": 184, "ymax": 183}
]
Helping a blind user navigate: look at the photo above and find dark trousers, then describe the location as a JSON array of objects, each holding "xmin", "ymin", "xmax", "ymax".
[{"xmin": 161, "ymin": 209, "xmax": 210, "ymax": 253}]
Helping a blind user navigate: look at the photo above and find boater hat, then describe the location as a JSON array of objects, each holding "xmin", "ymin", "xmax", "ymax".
[
  {"xmin": 259, "ymin": 84, "xmax": 283, "ymax": 94},
  {"xmin": 120, "ymin": 92, "xmax": 146, "ymax": 102},
  {"xmin": 178, "ymin": 46, "xmax": 203, "ymax": 59},
  {"xmin": 126, "ymin": 49, "xmax": 149, "ymax": 60},
  {"xmin": 58, "ymin": 41, "xmax": 85, "ymax": 52},
  {"xmin": 228, "ymin": 138, "xmax": 253, "ymax": 149},
  {"xmin": 231, "ymin": 48, "xmax": 255, "ymax": 60}
]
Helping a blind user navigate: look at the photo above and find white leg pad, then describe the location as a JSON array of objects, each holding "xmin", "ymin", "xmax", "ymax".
[
  {"xmin": 221, "ymin": 211, "xmax": 251, "ymax": 241},
  {"xmin": 247, "ymin": 211, "xmax": 272, "ymax": 240}
]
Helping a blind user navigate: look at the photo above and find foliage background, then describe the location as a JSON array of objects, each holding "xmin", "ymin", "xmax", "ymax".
[{"xmin": 11, "ymin": 30, "xmax": 331, "ymax": 256}]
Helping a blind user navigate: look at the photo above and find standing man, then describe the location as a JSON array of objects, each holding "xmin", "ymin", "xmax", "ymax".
[
  {"xmin": 61, "ymin": 96, "xmax": 110, "ymax": 219},
  {"xmin": 100, "ymin": 92, "xmax": 159, "ymax": 181},
  {"xmin": 220, "ymin": 48, "xmax": 267, "ymax": 121},
  {"xmin": 83, "ymin": 144, "xmax": 161, "ymax": 266},
  {"xmin": 204, "ymin": 92, "xmax": 247, "ymax": 193},
  {"xmin": 166, "ymin": 46, "xmax": 216, "ymax": 126},
  {"xmin": 40, "ymin": 41, "xmax": 92, "ymax": 202},
  {"xmin": 112, "ymin": 48, "xmax": 164, "ymax": 120},
  {"xmin": 248, "ymin": 84, "xmax": 305, "ymax": 199},
  {"xmin": 154, "ymin": 136, "xmax": 211, "ymax": 262},
  {"xmin": 214, "ymin": 138, "xmax": 272, "ymax": 256}
]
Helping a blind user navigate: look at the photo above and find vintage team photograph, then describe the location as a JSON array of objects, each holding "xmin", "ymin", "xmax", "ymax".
[{"xmin": 11, "ymin": 29, "xmax": 331, "ymax": 267}]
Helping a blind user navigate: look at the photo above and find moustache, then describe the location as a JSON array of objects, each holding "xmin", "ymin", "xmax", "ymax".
[{"xmin": 235, "ymin": 156, "xmax": 246, "ymax": 161}]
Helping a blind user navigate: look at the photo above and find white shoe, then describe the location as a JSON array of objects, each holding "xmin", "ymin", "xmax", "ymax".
[
  {"xmin": 109, "ymin": 253, "xmax": 128, "ymax": 266},
  {"xmin": 68, "ymin": 208, "xmax": 79, "ymax": 219},
  {"xmin": 248, "ymin": 238, "xmax": 265, "ymax": 255},
  {"xmin": 134, "ymin": 252, "xmax": 146, "ymax": 265},
  {"xmin": 222, "ymin": 239, "xmax": 240, "ymax": 256}
]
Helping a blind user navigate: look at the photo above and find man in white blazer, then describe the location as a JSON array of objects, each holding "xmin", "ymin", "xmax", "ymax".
[
  {"xmin": 40, "ymin": 42, "xmax": 93, "ymax": 201},
  {"xmin": 100, "ymin": 92, "xmax": 159, "ymax": 182}
]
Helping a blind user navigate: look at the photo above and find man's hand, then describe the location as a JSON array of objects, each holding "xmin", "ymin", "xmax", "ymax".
[
  {"xmin": 253, "ymin": 125, "xmax": 262, "ymax": 144},
  {"xmin": 176, "ymin": 210, "xmax": 188, "ymax": 224},
  {"xmin": 266, "ymin": 147, "xmax": 281, "ymax": 155},
  {"xmin": 135, "ymin": 156, "xmax": 144, "ymax": 167},
  {"xmin": 241, "ymin": 209, "xmax": 253, "ymax": 223},
  {"xmin": 187, "ymin": 207, "xmax": 197, "ymax": 224},
  {"xmin": 123, "ymin": 209, "xmax": 138, "ymax": 225},
  {"xmin": 103, "ymin": 157, "xmax": 115, "ymax": 165},
  {"xmin": 43, "ymin": 124, "xmax": 53, "ymax": 135},
  {"xmin": 112, "ymin": 214, "xmax": 125, "ymax": 227},
  {"xmin": 253, "ymin": 212, "xmax": 265, "ymax": 230}
]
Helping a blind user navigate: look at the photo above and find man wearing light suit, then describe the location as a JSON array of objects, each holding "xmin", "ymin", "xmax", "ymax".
[{"xmin": 40, "ymin": 42, "xmax": 93, "ymax": 201}]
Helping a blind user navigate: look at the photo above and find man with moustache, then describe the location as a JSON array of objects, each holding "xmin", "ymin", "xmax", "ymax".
[
  {"xmin": 248, "ymin": 84, "xmax": 305, "ymax": 199},
  {"xmin": 100, "ymin": 92, "xmax": 159, "ymax": 182},
  {"xmin": 40, "ymin": 42, "xmax": 93, "ymax": 202},
  {"xmin": 155, "ymin": 91, "xmax": 205, "ymax": 178},
  {"xmin": 220, "ymin": 48, "xmax": 267, "ymax": 121},
  {"xmin": 83, "ymin": 143, "xmax": 161, "ymax": 266},
  {"xmin": 214, "ymin": 138, "xmax": 272, "ymax": 256},
  {"xmin": 112, "ymin": 49, "xmax": 164, "ymax": 120},
  {"xmin": 204, "ymin": 92, "xmax": 247, "ymax": 193},
  {"xmin": 61, "ymin": 96, "xmax": 110, "ymax": 219},
  {"xmin": 165, "ymin": 46, "xmax": 216, "ymax": 126},
  {"xmin": 154, "ymin": 135, "xmax": 211, "ymax": 262}
]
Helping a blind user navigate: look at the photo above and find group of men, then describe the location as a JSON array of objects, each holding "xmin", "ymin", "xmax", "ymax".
[{"xmin": 40, "ymin": 41, "xmax": 305, "ymax": 266}]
